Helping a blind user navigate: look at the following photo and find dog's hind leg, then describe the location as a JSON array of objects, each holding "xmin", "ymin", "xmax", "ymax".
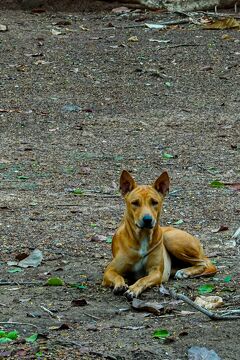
[{"xmin": 162, "ymin": 227, "xmax": 217, "ymax": 278}]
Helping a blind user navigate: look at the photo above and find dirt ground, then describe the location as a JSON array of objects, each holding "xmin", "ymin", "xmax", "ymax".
[{"xmin": 0, "ymin": 2, "xmax": 239, "ymax": 359}]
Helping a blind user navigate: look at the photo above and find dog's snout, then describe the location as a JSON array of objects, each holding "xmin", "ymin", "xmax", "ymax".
[{"xmin": 142, "ymin": 214, "xmax": 153, "ymax": 228}]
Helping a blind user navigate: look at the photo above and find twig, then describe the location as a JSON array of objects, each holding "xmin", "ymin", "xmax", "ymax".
[
  {"xmin": 0, "ymin": 321, "xmax": 38, "ymax": 329},
  {"xmin": 168, "ymin": 288, "xmax": 240, "ymax": 320},
  {"xmin": 40, "ymin": 305, "xmax": 61, "ymax": 321},
  {"xmin": 84, "ymin": 312, "xmax": 101, "ymax": 321},
  {"xmin": 108, "ymin": 325, "xmax": 146, "ymax": 330},
  {"xmin": 103, "ymin": 18, "xmax": 190, "ymax": 30},
  {"xmin": 0, "ymin": 281, "xmax": 43, "ymax": 286},
  {"xmin": 168, "ymin": 43, "xmax": 205, "ymax": 48}
]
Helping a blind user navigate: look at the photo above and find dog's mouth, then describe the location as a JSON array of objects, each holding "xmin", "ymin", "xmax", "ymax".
[{"xmin": 136, "ymin": 222, "xmax": 155, "ymax": 230}]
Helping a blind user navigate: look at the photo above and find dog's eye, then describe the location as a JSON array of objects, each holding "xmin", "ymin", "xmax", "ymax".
[
  {"xmin": 151, "ymin": 199, "xmax": 159, "ymax": 206},
  {"xmin": 131, "ymin": 200, "xmax": 140, "ymax": 207}
]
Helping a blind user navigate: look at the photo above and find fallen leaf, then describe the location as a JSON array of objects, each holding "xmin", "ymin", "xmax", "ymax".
[
  {"xmin": 128, "ymin": 36, "xmax": 139, "ymax": 42},
  {"xmin": 0, "ymin": 24, "xmax": 8, "ymax": 32},
  {"xmin": 198, "ymin": 284, "xmax": 215, "ymax": 295},
  {"xmin": 69, "ymin": 283, "xmax": 87, "ymax": 290},
  {"xmin": 25, "ymin": 333, "xmax": 38, "ymax": 342},
  {"xmin": 153, "ymin": 329, "xmax": 170, "ymax": 339},
  {"xmin": 173, "ymin": 219, "xmax": 184, "ymax": 225},
  {"xmin": 71, "ymin": 299, "xmax": 88, "ymax": 307},
  {"xmin": 162, "ymin": 153, "xmax": 174, "ymax": 159},
  {"xmin": 132, "ymin": 298, "xmax": 167, "ymax": 316},
  {"xmin": 49, "ymin": 323, "xmax": 70, "ymax": 331},
  {"xmin": 46, "ymin": 277, "xmax": 64, "ymax": 286},
  {"xmin": 90, "ymin": 235, "xmax": 107, "ymax": 242},
  {"xmin": 105, "ymin": 236, "xmax": 112, "ymax": 244},
  {"xmin": 194, "ymin": 295, "xmax": 223, "ymax": 310},
  {"xmin": 223, "ymin": 275, "xmax": 232, "ymax": 283},
  {"xmin": 18, "ymin": 249, "xmax": 43, "ymax": 268},
  {"xmin": 51, "ymin": 29, "xmax": 62, "ymax": 36},
  {"xmin": 223, "ymin": 182, "xmax": 240, "ymax": 191},
  {"xmin": 209, "ymin": 180, "xmax": 225, "ymax": 188},
  {"xmin": 211, "ymin": 225, "xmax": 229, "ymax": 233},
  {"xmin": 71, "ymin": 188, "xmax": 84, "ymax": 195},
  {"xmin": 188, "ymin": 346, "xmax": 221, "ymax": 360},
  {"xmin": 112, "ymin": 6, "xmax": 131, "ymax": 14},
  {"xmin": 204, "ymin": 18, "xmax": 240, "ymax": 30}
]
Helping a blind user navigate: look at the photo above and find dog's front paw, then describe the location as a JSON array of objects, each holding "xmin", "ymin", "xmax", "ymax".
[
  {"xmin": 175, "ymin": 269, "xmax": 189, "ymax": 279},
  {"xmin": 113, "ymin": 284, "xmax": 128, "ymax": 295},
  {"xmin": 124, "ymin": 289, "xmax": 137, "ymax": 301}
]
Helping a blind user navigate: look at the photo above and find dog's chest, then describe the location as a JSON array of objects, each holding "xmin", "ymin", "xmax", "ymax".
[{"xmin": 133, "ymin": 238, "xmax": 149, "ymax": 273}]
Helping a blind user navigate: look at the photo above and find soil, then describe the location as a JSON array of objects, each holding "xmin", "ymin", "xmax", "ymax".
[{"xmin": 0, "ymin": 1, "xmax": 239, "ymax": 359}]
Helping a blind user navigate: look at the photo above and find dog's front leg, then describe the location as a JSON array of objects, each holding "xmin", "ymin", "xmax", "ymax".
[
  {"xmin": 125, "ymin": 267, "xmax": 162, "ymax": 300},
  {"xmin": 102, "ymin": 258, "xmax": 129, "ymax": 295}
]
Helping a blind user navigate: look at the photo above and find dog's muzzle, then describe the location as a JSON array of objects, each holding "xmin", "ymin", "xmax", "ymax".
[{"xmin": 137, "ymin": 214, "xmax": 155, "ymax": 229}]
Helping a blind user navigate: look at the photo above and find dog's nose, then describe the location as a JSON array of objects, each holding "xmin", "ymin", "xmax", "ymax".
[{"xmin": 142, "ymin": 215, "xmax": 153, "ymax": 228}]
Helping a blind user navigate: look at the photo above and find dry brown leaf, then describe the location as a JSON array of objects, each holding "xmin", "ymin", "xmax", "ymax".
[
  {"xmin": 204, "ymin": 18, "xmax": 240, "ymax": 30},
  {"xmin": 194, "ymin": 296, "xmax": 223, "ymax": 310},
  {"xmin": 132, "ymin": 298, "xmax": 164, "ymax": 315}
]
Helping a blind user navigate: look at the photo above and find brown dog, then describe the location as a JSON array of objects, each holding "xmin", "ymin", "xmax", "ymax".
[{"xmin": 102, "ymin": 171, "xmax": 217, "ymax": 300}]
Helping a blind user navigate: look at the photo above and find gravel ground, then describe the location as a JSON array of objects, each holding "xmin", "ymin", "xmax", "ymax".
[{"xmin": 0, "ymin": 2, "xmax": 239, "ymax": 359}]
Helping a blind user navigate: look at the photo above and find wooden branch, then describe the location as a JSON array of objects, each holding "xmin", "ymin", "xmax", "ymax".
[{"xmin": 168, "ymin": 288, "xmax": 240, "ymax": 320}]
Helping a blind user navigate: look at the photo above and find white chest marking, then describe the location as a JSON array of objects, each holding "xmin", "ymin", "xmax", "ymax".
[{"xmin": 133, "ymin": 238, "xmax": 148, "ymax": 273}]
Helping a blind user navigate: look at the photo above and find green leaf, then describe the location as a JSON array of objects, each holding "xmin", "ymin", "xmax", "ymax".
[
  {"xmin": 35, "ymin": 352, "xmax": 43, "ymax": 357},
  {"xmin": 26, "ymin": 333, "xmax": 38, "ymax": 342},
  {"xmin": 69, "ymin": 283, "xmax": 87, "ymax": 289},
  {"xmin": 105, "ymin": 236, "xmax": 112, "ymax": 244},
  {"xmin": 173, "ymin": 219, "xmax": 184, "ymax": 225},
  {"xmin": 223, "ymin": 275, "xmax": 232, "ymax": 283},
  {"xmin": 7, "ymin": 268, "xmax": 23, "ymax": 273},
  {"xmin": 198, "ymin": 284, "xmax": 215, "ymax": 294},
  {"xmin": 162, "ymin": 153, "xmax": 174, "ymax": 159},
  {"xmin": 6, "ymin": 330, "xmax": 19, "ymax": 340},
  {"xmin": 0, "ymin": 338, "xmax": 12, "ymax": 343},
  {"xmin": 17, "ymin": 175, "xmax": 29, "ymax": 180},
  {"xmin": 90, "ymin": 223, "xmax": 97, "ymax": 228},
  {"xmin": 153, "ymin": 329, "xmax": 170, "ymax": 339},
  {"xmin": 46, "ymin": 277, "xmax": 64, "ymax": 286},
  {"xmin": 0, "ymin": 330, "xmax": 6, "ymax": 337},
  {"xmin": 209, "ymin": 180, "xmax": 225, "ymax": 188},
  {"xmin": 165, "ymin": 81, "xmax": 173, "ymax": 88},
  {"xmin": 71, "ymin": 188, "xmax": 84, "ymax": 195}
]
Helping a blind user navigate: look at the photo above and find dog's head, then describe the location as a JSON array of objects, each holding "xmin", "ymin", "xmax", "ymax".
[{"xmin": 120, "ymin": 170, "xmax": 170, "ymax": 230}]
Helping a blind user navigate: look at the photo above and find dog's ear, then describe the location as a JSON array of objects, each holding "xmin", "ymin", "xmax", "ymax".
[
  {"xmin": 120, "ymin": 170, "xmax": 136, "ymax": 196},
  {"xmin": 153, "ymin": 172, "xmax": 170, "ymax": 196}
]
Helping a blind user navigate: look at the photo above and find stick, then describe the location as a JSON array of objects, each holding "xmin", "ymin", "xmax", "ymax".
[
  {"xmin": 168, "ymin": 288, "xmax": 240, "ymax": 320},
  {"xmin": 40, "ymin": 305, "xmax": 61, "ymax": 321},
  {"xmin": 0, "ymin": 321, "xmax": 38, "ymax": 329},
  {"xmin": 84, "ymin": 312, "xmax": 101, "ymax": 321},
  {"xmin": 0, "ymin": 281, "xmax": 43, "ymax": 286}
]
